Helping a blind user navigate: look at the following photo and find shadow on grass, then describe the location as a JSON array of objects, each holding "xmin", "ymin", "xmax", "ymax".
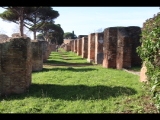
[
  {"xmin": 32, "ymin": 67, "xmax": 97, "ymax": 73},
  {"xmin": 0, "ymin": 84, "xmax": 137, "ymax": 101},
  {"xmin": 44, "ymin": 60, "xmax": 92, "ymax": 66},
  {"xmin": 62, "ymin": 58, "xmax": 86, "ymax": 60}
]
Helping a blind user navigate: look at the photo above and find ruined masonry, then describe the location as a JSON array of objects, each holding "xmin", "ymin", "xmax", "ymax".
[
  {"xmin": 0, "ymin": 37, "xmax": 32, "ymax": 95},
  {"xmin": 95, "ymin": 32, "xmax": 104, "ymax": 64},
  {"xmin": 81, "ymin": 37, "xmax": 88, "ymax": 58},
  {"xmin": 31, "ymin": 41, "xmax": 43, "ymax": 72},
  {"xmin": 103, "ymin": 26, "xmax": 141, "ymax": 69},
  {"xmin": 87, "ymin": 33, "xmax": 95, "ymax": 63},
  {"xmin": 74, "ymin": 39, "xmax": 77, "ymax": 53},
  {"xmin": 77, "ymin": 38, "xmax": 82, "ymax": 56}
]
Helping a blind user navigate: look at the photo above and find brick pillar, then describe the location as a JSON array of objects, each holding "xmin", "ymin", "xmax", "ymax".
[
  {"xmin": 87, "ymin": 33, "xmax": 95, "ymax": 63},
  {"xmin": 127, "ymin": 26, "xmax": 142, "ymax": 66},
  {"xmin": 95, "ymin": 32, "xmax": 104, "ymax": 64},
  {"xmin": 103, "ymin": 27, "xmax": 117, "ymax": 68},
  {"xmin": 70, "ymin": 40, "xmax": 74, "ymax": 52},
  {"xmin": 77, "ymin": 39, "xmax": 79, "ymax": 55},
  {"xmin": 116, "ymin": 27, "xmax": 132, "ymax": 69},
  {"xmin": 82, "ymin": 37, "xmax": 88, "ymax": 58},
  {"xmin": 31, "ymin": 41, "xmax": 43, "ymax": 72},
  {"xmin": 74, "ymin": 39, "xmax": 77, "ymax": 53},
  {"xmin": 38, "ymin": 41, "xmax": 48, "ymax": 62},
  {"xmin": 77, "ymin": 38, "xmax": 82, "ymax": 56},
  {"xmin": 0, "ymin": 37, "xmax": 32, "ymax": 95}
]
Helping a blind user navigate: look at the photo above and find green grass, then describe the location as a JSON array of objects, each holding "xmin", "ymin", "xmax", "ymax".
[{"xmin": 0, "ymin": 48, "xmax": 158, "ymax": 113}]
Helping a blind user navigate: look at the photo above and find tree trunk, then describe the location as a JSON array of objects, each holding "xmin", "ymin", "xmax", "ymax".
[
  {"xmin": 19, "ymin": 14, "xmax": 24, "ymax": 37},
  {"xmin": 33, "ymin": 30, "xmax": 36, "ymax": 40},
  {"xmin": 33, "ymin": 13, "xmax": 37, "ymax": 40}
]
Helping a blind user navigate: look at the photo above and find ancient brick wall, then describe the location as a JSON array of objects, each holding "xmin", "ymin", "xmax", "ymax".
[
  {"xmin": 63, "ymin": 43, "xmax": 71, "ymax": 52},
  {"xmin": 0, "ymin": 37, "xmax": 32, "ymax": 95},
  {"xmin": 31, "ymin": 41, "xmax": 43, "ymax": 72},
  {"xmin": 50, "ymin": 44, "xmax": 56, "ymax": 51},
  {"xmin": 77, "ymin": 38, "xmax": 82, "ymax": 56},
  {"xmin": 70, "ymin": 40, "xmax": 74, "ymax": 52},
  {"xmin": 81, "ymin": 37, "xmax": 88, "ymax": 58},
  {"xmin": 103, "ymin": 26, "xmax": 141, "ymax": 69},
  {"xmin": 127, "ymin": 26, "xmax": 142, "ymax": 66},
  {"xmin": 95, "ymin": 32, "xmax": 104, "ymax": 64},
  {"xmin": 116, "ymin": 27, "xmax": 132, "ymax": 69},
  {"xmin": 38, "ymin": 41, "xmax": 48, "ymax": 62},
  {"xmin": 87, "ymin": 33, "xmax": 95, "ymax": 63},
  {"xmin": 103, "ymin": 27, "xmax": 118, "ymax": 68},
  {"xmin": 74, "ymin": 39, "xmax": 77, "ymax": 53}
]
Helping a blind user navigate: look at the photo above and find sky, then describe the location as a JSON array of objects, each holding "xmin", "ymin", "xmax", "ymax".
[{"xmin": 0, "ymin": 7, "xmax": 159, "ymax": 39}]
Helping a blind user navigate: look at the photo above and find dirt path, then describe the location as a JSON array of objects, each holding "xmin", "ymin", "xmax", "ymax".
[{"xmin": 122, "ymin": 69, "xmax": 140, "ymax": 76}]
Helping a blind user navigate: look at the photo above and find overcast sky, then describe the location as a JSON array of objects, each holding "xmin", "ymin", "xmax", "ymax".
[{"xmin": 0, "ymin": 7, "xmax": 159, "ymax": 39}]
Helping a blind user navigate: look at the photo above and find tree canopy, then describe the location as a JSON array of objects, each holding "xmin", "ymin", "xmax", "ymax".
[
  {"xmin": 0, "ymin": 7, "xmax": 59, "ymax": 39},
  {"xmin": 63, "ymin": 31, "xmax": 77, "ymax": 39},
  {"xmin": 0, "ymin": 7, "xmax": 40, "ymax": 37},
  {"xmin": 36, "ymin": 22, "xmax": 64, "ymax": 45}
]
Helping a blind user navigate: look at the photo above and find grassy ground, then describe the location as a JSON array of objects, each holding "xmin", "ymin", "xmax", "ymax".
[{"xmin": 0, "ymin": 49, "xmax": 158, "ymax": 113}]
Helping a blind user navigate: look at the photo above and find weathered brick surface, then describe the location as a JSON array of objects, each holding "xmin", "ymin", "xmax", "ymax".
[
  {"xmin": 82, "ymin": 37, "xmax": 88, "ymax": 58},
  {"xmin": 70, "ymin": 40, "xmax": 74, "ymax": 52},
  {"xmin": 77, "ymin": 38, "xmax": 82, "ymax": 56},
  {"xmin": 64, "ymin": 44, "xmax": 71, "ymax": 51},
  {"xmin": 74, "ymin": 39, "xmax": 77, "ymax": 53},
  {"xmin": 103, "ymin": 27, "xmax": 118, "ymax": 68},
  {"xmin": 38, "ymin": 41, "xmax": 48, "ymax": 62},
  {"xmin": 116, "ymin": 27, "xmax": 132, "ymax": 69},
  {"xmin": 31, "ymin": 41, "xmax": 43, "ymax": 72},
  {"xmin": 95, "ymin": 33, "xmax": 104, "ymax": 64},
  {"xmin": 127, "ymin": 26, "xmax": 142, "ymax": 66},
  {"xmin": 103, "ymin": 26, "xmax": 141, "ymax": 69},
  {"xmin": 87, "ymin": 33, "xmax": 95, "ymax": 63},
  {"xmin": 50, "ymin": 44, "xmax": 56, "ymax": 51},
  {"xmin": 0, "ymin": 37, "xmax": 32, "ymax": 95}
]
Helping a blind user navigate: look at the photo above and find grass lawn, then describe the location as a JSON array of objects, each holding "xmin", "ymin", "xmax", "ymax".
[{"xmin": 0, "ymin": 49, "xmax": 158, "ymax": 113}]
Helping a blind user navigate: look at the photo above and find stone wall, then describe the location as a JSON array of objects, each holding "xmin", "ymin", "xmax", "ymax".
[
  {"xmin": 31, "ymin": 41, "xmax": 43, "ymax": 72},
  {"xmin": 77, "ymin": 38, "xmax": 82, "ymax": 56},
  {"xmin": 70, "ymin": 40, "xmax": 74, "ymax": 52},
  {"xmin": 81, "ymin": 37, "xmax": 88, "ymax": 58},
  {"xmin": 0, "ymin": 37, "xmax": 32, "ymax": 95},
  {"xmin": 103, "ymin": 26, "xmax": 141, "ymax": 69},
  {"xmin": 95, "ymin": 32, "xmax": 104, "ymax": 64},
  {"xmin": 128, "ymin": 26, "xmax": 142, "ymax": 66},
  {"xmin": 38, "ymin": 41, "xmax": 49, "ymax": 62},
  {"xmin": 103, "ymin": 27, "xmax": 118, "ymax": 68},
  {"xmin": 116, "ymin": 27, "xmax": 132, "ymax": 69},
  {"xmin": 87, "ymin": 33, "xmax": 95, "ymax": 63},
  {"xmin": 64, "ymin": 43, "xmax": 71, "ymax": 51},
  {"xmin": 49, "ymin": 44, "xmax": 56, "ymax": 52},
  {"xmin": 74, "ymin": 39, "xmax": 77, "ymax": 53}
]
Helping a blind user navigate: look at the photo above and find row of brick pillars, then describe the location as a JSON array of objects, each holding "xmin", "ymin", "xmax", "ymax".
[{"xmin": 68, "ymin": 26, "xmax": 142, "ymax": 69}]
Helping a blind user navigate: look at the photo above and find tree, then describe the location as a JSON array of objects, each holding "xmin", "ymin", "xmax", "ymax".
[
  {"xmin": 63, "ymin": 31, "xmax": 77, "ymax": 39},
  {"xmin": 0, "ymin": 7, "xmax": 40, "ymax": 37},
  {"xmin": 36, "ymin": 21, "xmax": 64, "ymax": 45},
  {"xmin": 24, "ymin": 7, "xmax": 59, "ymax": 40},
  {"xmin": 0, "ymin": 7, "xmax": 59, "ymax": 40},
  {"xmin": 36, "ymin": 33, "xmax": 45, "ymax": 41}
]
